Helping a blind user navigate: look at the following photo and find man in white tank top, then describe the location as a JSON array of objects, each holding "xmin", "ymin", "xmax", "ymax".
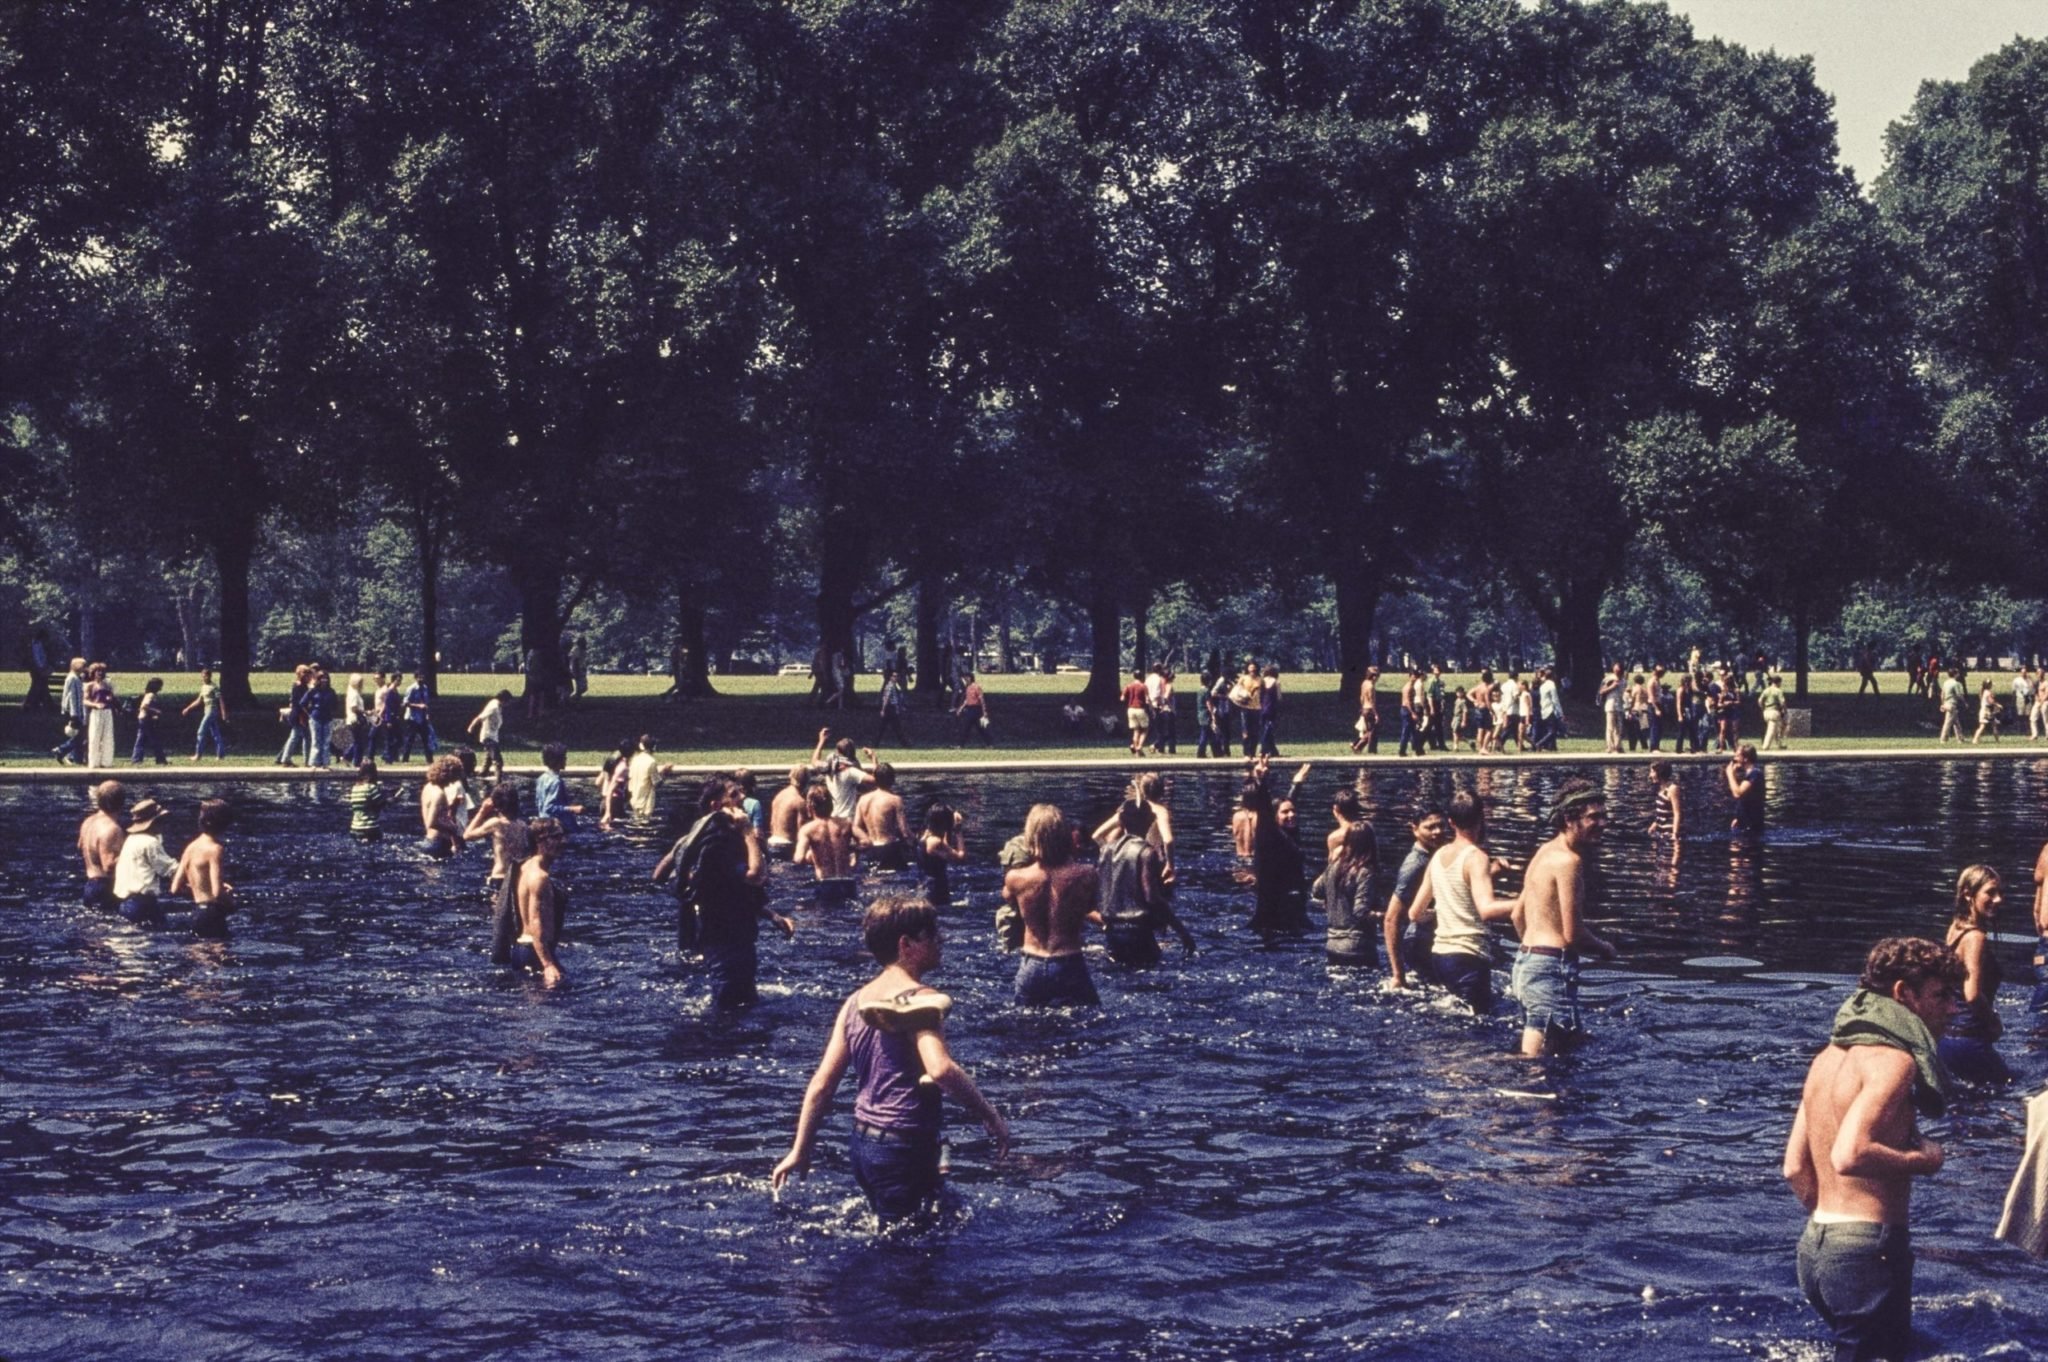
[{"xmin": 1405, "ymin": 790, "xmax": 1518, "ymax": 1014}]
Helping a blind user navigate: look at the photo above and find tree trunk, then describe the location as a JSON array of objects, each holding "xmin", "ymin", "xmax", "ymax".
[
  {"xmin": 516, "ymin": 562, "xmax": 565, "ymax": 712},
  {"xmin": 76, "ymin": 604, "xmax": 97, "ymax": 666},
  {"xmin": 1556, "ymin": 578, "xmax": 1606, "ymax": 701},
  {"xmin": 996, "ymin": 583, "xmax": 1013, "ymax": 673},
  {"xmin": 678, "ymin": 601, "xmax": 715, "ymax": 697},
  {"xmin": 1133, "ymin": 592, "xmax": 1150, "ymax": 675},
  {"xmin": 914, "ymin": 575, "xmax": 943, "ymax": 702},
  {"xmin": 1334, "ymin": 553, "xmax": 1382, "ymax": 707},
  {"xmin": 174, "ymin": 576, "xmax": 203, "ymax": 670},
  {"xmin": 418, "ymin": 520, "xmax": 441, "ymax": 692},
  {"xmin": 1792, "ymin": 593, "xmax": 1811, "ymax": 700},
  {"xmin": 1083, "ymin": 575, "xmax": 1121, "ymax": 706},
  {"xmin": 214, "ymin": 522, "xmax": 257, "ymax": 707},
  {"xmin": 815, "ymin": 507, "xmax": 862, "ymax": 703}
]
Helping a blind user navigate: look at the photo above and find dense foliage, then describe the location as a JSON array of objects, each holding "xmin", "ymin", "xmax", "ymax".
[{"xmin": 1, "ymin": 2, "xmax": 2040, "ymax": 702}]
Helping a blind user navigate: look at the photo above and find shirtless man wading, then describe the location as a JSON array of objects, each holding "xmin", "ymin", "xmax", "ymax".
[
  {"xmin": 1004, "ymin": 804, "xmax": 1101, "ymax": 1007},
  {"xmin": 1512, "ymin": 780, "xmax": 1618, "ymax": 1057},
  {"xmin": 795, "ymin": 786, "xmax": 859, "ymax": 906},
  {"xmin": 419, "ymin": 755, "xmax": 465, "ymax": 857},
  {"xmin": 78, "ymin": 779, "xmax": 127, "ymax": 911},
  {"xmin": 853, "ymin": 763, "xmax": 914, "ymax": 871},
  {"xmin": 1784, "ymin": 937, "xmax": 1962, "ymax": 1362},
  {"xmin": 768, "ymin": 765, "xmax": 808, "ymax": 859}
]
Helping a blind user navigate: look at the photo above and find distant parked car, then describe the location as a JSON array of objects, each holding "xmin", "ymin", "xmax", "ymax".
[
  {"xmin": 1054, "ymin": 664, "xmax": 1083, "ymax": 674},
  {"xmin": 778, "ymin": 662, "xmax": 811, "ymax": 676}
]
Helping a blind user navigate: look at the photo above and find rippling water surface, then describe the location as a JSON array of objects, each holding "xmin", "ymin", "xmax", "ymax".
[{"xmin": 5, "ymin": 760, "xmax": 2048, "ymax": 1360}]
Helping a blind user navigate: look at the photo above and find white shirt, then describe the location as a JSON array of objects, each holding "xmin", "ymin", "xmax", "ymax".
[
  {"xmin": 113, "ymin": 832, "xmax": 178, "ymax": 899},
  {"xmin": 346, "ymin": 686, "xmax": 368, "ymax": 725},
  {"xmin": 478, "ymin": 697, "xmax": 504, "ymax": 743},
  {"xmin": 1498, "ymin": 677, "xmax": 1521, "ymax": 714},
  {"xmin": 1144, "ymin": 673, "xmax": 1165, "ymax": 707},
  {"xmin": 1540, "ymin": 679, "xmax": 1563, "ymax": 720}
]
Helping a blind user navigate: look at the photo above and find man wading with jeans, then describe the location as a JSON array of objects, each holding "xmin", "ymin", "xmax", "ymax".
[
  {"xmin": 1405, "ymin": 790, "xmax": 1517, "ymax": 1014},
  {"xmin": 1784, "ymin": 937, "xmax": 1962, "ymax": 1361},
  {"xmin": 1512, "ymin": 780, "xmax": 1617, "ymax": 1057}
]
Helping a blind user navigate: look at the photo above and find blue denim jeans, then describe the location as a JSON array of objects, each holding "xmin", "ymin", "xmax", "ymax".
[
  {"xmin": 309, "ymin": 718, "xmax": 334, "ymax": 767},
  {"xmin": 1431, "ymin": 950, "xmax": 1493, "ymax": 1015},
  {"xmin": 277, "ymin": 721, "xmax": 308, "ymax": 764},
  {"xmin": 849, "ymin": 1124, "xmax": 942, "ymax": 1221},
  {"xmin": 195, "ymin": 713, "xmax": 227, "ymax": 758},
  {"xmin": 1512, "ymin": 949, "xmax": 1582, "ymax": 1038},
  {"xmin": 131, "ymin": 721, "xmax": 167, "ymax": 765},
  {"xmin": 705, "ymin": 938, "xmax": 760, "ymax": 1009},
  {"xmin": 1014, "ymin": 952, "xmax": 1099, "ymax": 1007}
]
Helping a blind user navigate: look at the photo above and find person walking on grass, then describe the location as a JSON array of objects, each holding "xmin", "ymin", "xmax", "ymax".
[
  {"xmin": 1971, "ymin": 679, "xmax": 2002, "ymax": 745},
  {"xmin": 1936, "ymin": 667, "xmax": 1965, "ymax": 744},
  {"xmin": 955, "ymin": 672, "xmax": 991, "ymax": 746},
  {"xmin": 1760, "ymin": 673, "xmax": 1789, "ymax": 751},
  {"xmin": 401, "ymin": 671, "xmax": 437, "ymax": 761},
  {"xmin": 467, "ymin": 690, "xmax": 512, "ymax": 778},
  {"xmin": 1121, "ymin": 670, "xmax": 1149, "ymax": 755},
  {"xmin": 275, "ymin": 664, "xmax": 313, "ymax": 767},
  {"xmin": 184, "ymin": 666, "xmax": 229, "ymax": 761},
  {"xmin": 131, "ymin": 677, "xmax": 169, "ymax": 766},
  {"xmin": 83, "ymin": 663, "xmax": 117, "ymax": 769},
  {"xmin": 305, "ymin": 669, "xmax": 342, "ymax": 768}
]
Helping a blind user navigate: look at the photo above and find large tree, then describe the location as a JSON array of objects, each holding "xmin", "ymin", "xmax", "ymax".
[{"xmin": 1448, "ymin": 0, "xmax": 1842, "ymax": 694}]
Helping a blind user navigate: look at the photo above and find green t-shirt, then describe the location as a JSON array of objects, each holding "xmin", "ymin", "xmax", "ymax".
[{"xmin": 1761, "ymin": 684, "xmax": 1785, "ymax": 712}]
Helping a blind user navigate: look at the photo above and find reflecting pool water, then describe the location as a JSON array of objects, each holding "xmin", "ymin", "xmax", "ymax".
[{"xmin": 3, "ymin": 760, "xmax": 2047, "ymax": 1359}]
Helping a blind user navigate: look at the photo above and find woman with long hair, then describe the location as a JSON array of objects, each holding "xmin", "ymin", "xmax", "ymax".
[{"xmin": 1940, "ymin": 864, "xmax": 2010, "ymax": 1084}]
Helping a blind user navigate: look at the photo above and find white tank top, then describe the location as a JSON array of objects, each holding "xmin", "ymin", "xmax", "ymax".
[{"xmin": 1429, "ymin": 843, "xmax": 1488, "ymax": 958}]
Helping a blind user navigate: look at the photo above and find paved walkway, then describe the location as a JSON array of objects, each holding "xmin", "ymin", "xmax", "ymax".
[{"xmin": 3, "ymin": 744, "xmax": 2042, "ymax": 783}]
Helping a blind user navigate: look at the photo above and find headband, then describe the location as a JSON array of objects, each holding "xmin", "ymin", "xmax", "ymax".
[{"xmin": 1549, "ymin": 787, "xmax": 1605, "ymax": 827}]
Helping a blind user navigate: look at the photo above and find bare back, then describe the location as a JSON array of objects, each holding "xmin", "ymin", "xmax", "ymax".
[
  {"xmin": 770, "ymin": 787, "xmax": 806, "ymax": 843},
  {"xmin": 79, "ymin": 812, "xmax": 125, "ymax": 879},
  {"xmin": 1517, "ymin": 834, "xmax": 1583, "ymax": 952},
  {"xmin": 172, "ymin": 834, "xmax": 226, "ymax": 904},
  {"xmin": 1792, "ymin": 1045, "xmax": 1924, "ymax": 1223},
  {"xmin": 1005, "ymin": 861, "xmax": 1099, "ymax": 957},
  {"xmin": 856, "ymin": 790, "xmax": 909, "ymax": 846},
  {"xmin": 796, "ymin": 817, "xmax": 855, "ymax": 879}
]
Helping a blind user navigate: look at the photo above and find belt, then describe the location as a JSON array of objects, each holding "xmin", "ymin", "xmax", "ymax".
[
  {"xmin": 1520, "ymin": 945, "xmax": 1578, "ymax": 960},
  {"xmin": 854, "ymin": 1122, "xmax": 932, "ymax": 1146}
]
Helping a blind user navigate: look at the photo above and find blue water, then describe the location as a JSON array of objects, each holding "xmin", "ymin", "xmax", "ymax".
[{"xmin": 3, "ymin": 759, "xmax": 2047, "ymax": 1359}]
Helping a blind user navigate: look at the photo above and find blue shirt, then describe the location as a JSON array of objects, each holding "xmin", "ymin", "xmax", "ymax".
[{"xmin": 534, "ymin": 770, "xmax": 579, "ymax": 835}]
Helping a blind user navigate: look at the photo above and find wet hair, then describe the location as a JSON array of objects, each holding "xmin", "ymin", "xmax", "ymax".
[
  {"xmin": 864, "ymin": 895, "xmax": 938, "ymax": 964},
  {"xmin": 1951, "ymin": 865, "xmax": 2001, "ymax": 928},
  {"xmin": 542, "ymin": 742, "xmax": 568, "ymax": 772},
  {"xmin": 1446, "ymin": 790, "xmax": 1484, "ymax": 833},
  {"xmin": 700, "ymin": 776, "xmax": 736, "ymax": 812},
  {"xmin": 1331, "ymin": 788, "xmax": 1364, "ymax": 823},
  {"xmin": 356, "ymin": 761, "xmax": 379, "ymax": 781},
  {"xmin": 924, "ymin": 803, "xmax": 956, "ymax": 837},
  {"xmin": 1332, "ymin": 820, "xmax": 1378, "ymax": 878},
  {"xmin": 197, "ymin": 798, "xmax": 233, "ymax": 836},
  {"xmin": 93, "ymin": 780, "xmax": 127, "ymax": 814},
  {"xmin": 489, "ymin": 780, "xmax": 521, "ymax": 817},
  {"xmin": 1117, "ymin": 799, "xmax": 1154, "ymax": 836},
  {"xmin": 1859, "ymin": 936, "xmax": 1965, "ymax": 997},
  {"xmin": 527, "ymin": 816, "xmax": 566, "ymax": 849},
  {"xmin": 873, "ymin": 762, "xmax": 895, "ymax": 791},
  {"xmin": 1648, "ymin": 759, "xmax": 1673, "ymax": 783},
  {"xmin": 806, "ymin": 786, "xmax": 832, "ymax": 819},
  {"xmin": 1737, "ymin": 743, "xmax": 1758, "ymax": 762},
  {"xmin": 1023, "ymin": 804, "xmax": 1071, "ymax": 868}
]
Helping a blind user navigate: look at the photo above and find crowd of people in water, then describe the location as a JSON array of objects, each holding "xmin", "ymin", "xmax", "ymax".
[{"xmin": 62, "ymin": 706, "xmax": 2048, "ymax": 1359}]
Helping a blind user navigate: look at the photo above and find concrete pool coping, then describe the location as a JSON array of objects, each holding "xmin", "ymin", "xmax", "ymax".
[{"xmin": 4, "ymin": 744, "xmax": 2045, "ymax": 783}]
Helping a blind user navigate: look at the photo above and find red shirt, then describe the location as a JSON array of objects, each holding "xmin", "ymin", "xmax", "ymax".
[{"xmin": 1122, "ymin": 682, "xmax": 1148, "ymax": 709}]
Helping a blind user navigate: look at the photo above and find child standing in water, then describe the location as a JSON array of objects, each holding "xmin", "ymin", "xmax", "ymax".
[
  {"xmin": 349, "ymin": 762, "xmax": 389, "ymax": 842},
  {"xmin": 1647, "ymin": 759, "xmax": 1682, "ymax": 862},
  {"xmin": 171, "ymin": 798, "xmax": 236, "ymax": 938}
]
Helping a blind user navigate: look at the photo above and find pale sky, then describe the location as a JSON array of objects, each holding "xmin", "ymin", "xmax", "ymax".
[{"xmin": 1654, "ymin": 0, "xmax": 2048, "ymax": 185}]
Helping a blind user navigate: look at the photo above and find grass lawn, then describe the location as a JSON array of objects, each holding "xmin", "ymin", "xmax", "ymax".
[{"xmin": 0, "ymin": 667, "xmax": 2004, "ymax": 769}]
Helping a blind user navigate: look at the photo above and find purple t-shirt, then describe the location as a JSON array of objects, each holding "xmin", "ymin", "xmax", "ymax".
[{"xmin": 842, "ymin": 993, "xmax": 941, "ymax": 1137}]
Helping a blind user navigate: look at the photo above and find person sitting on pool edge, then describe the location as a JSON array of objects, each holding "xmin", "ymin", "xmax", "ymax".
[
  {"xmin": 1511, "ymin": 780, "xmax": 1619, "ymax": 1058},
  {"xmin": 1784, "ymin": 936, "xmax": 1963, "ymax": 1362},
  {"xmin": 772, "ymin": 896, "xmax": 1009, "ymax": 1223},
  {"xmin": 77, "ymin": 778, "xmax": 127, "ymax": 912},
  {"xmin": 1004, "ymin": 804, "xmax": 1101, "ymax": 1007}
]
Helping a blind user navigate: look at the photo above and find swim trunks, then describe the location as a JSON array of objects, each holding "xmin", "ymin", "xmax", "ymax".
[
  {"xmin": 867, "ymin": 841, "xmax": 911, "ymax": 873},
  {"xmin": 1511, "ymin": 948, "xmax": 1582, "ymax": 1039},
  {"xmin": 766, "ymin": 837, "xmax": 795, "ymax": 860},
  {"xmin": 1014, "ymin": 952, "xmax": 1099, "ymax": 1007},
  {"xmin": 1796, "ymin": 1219, "xmax": 1912, "ymax": 1362},
  {"xmin": 192, "ymin": 902, "xmax": 231, "ymax": 939}
]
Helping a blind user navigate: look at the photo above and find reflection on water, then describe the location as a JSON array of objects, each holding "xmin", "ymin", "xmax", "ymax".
[{"xmin": 2, "ymin": 764, "xmax": 2047, "ymax": 1359}]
